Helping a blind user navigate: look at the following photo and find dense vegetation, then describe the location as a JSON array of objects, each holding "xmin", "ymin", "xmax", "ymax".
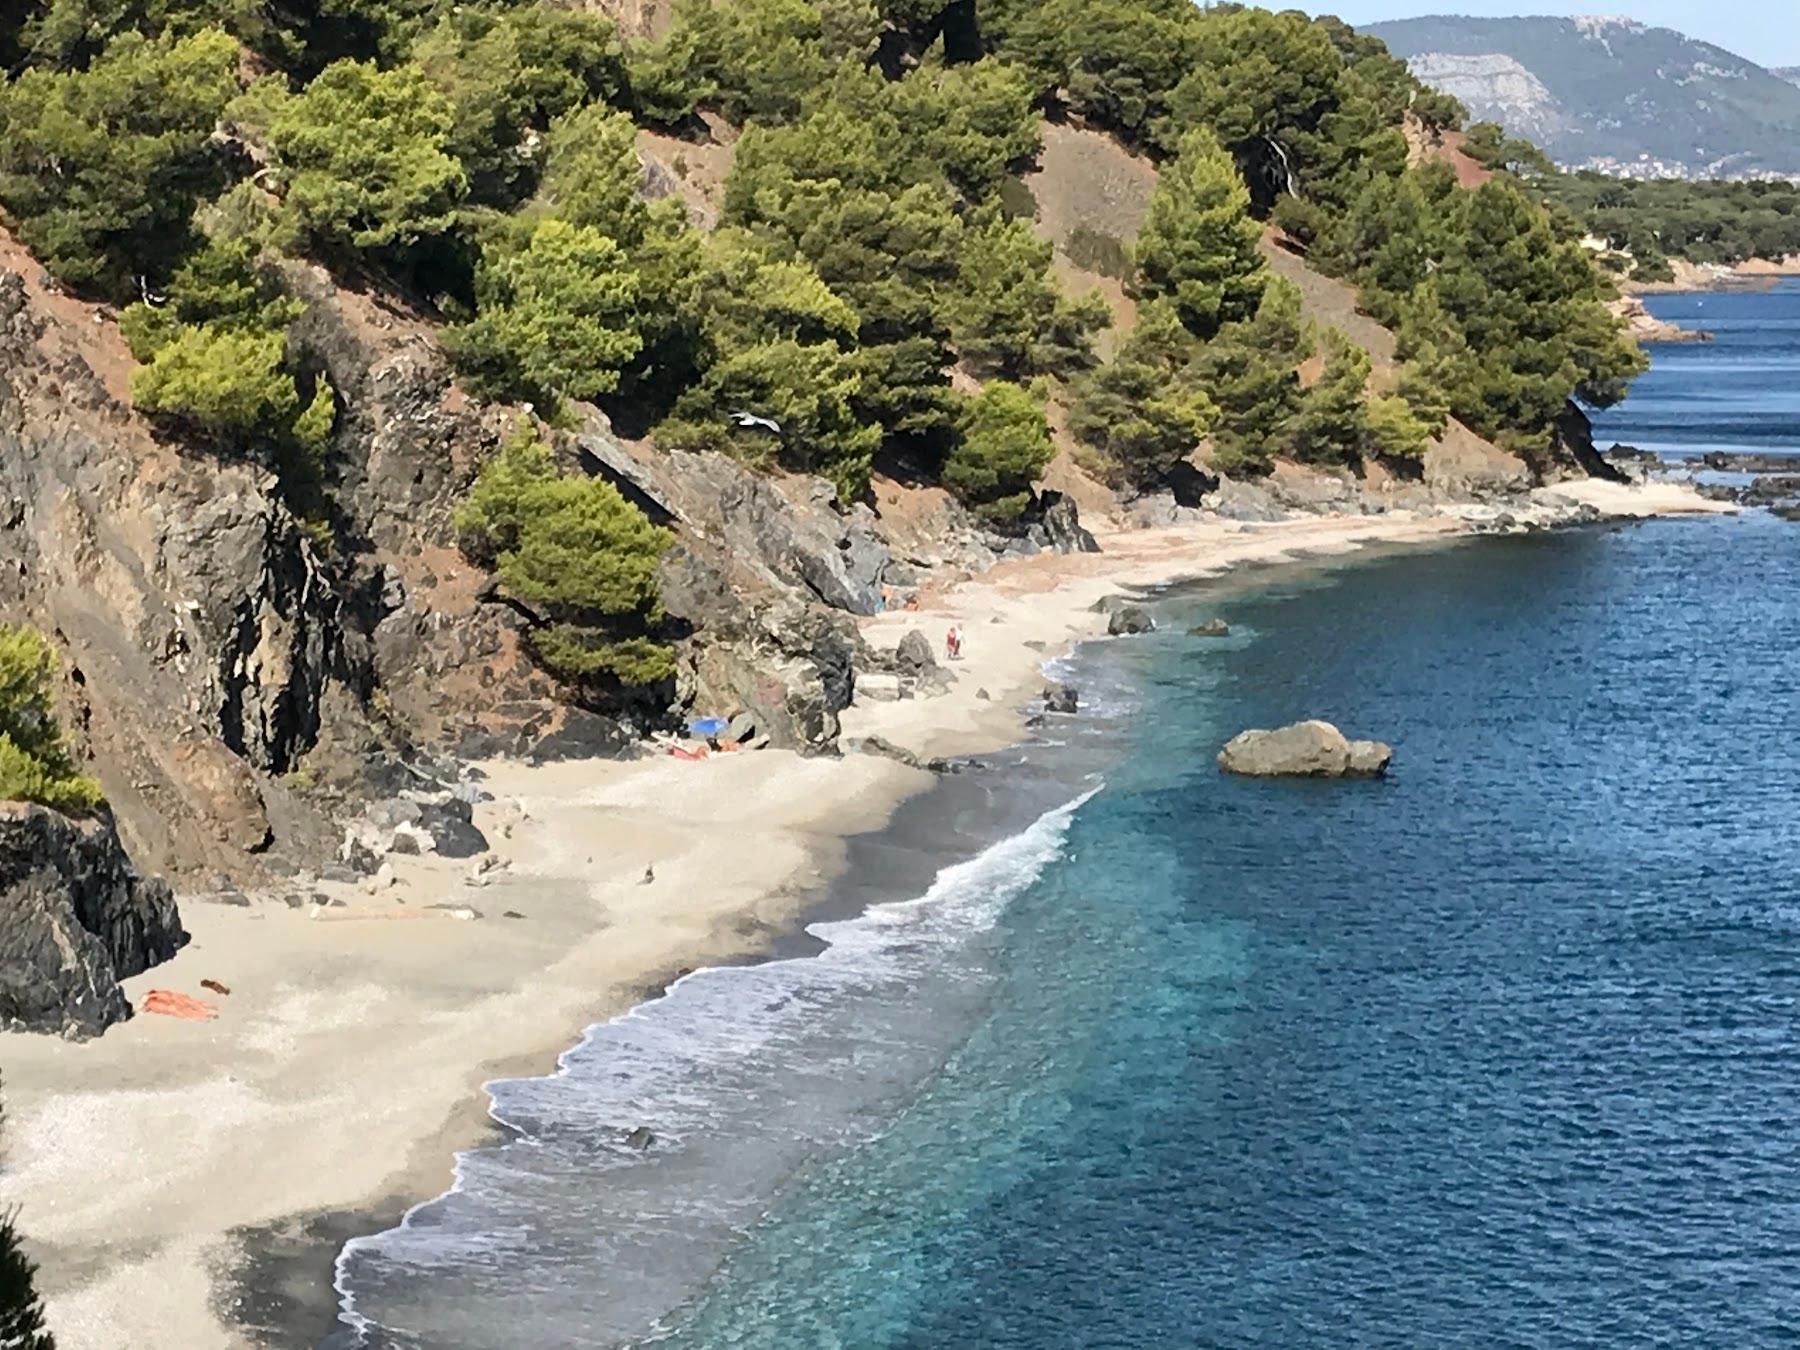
[
  {"xmin": 0, "ymin": 0, "xmax": 1644, "ymax": 697},
  {"xmin": 0, "ymin": 625, "xmax": 102, "ymax": 815},
  {"xmin": 1460, "ymin": 123, "xmax": 1800, "ymax": 281}
]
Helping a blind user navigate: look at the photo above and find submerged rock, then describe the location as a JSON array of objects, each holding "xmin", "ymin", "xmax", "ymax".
[
  {"xmin": 0, "ymin": 803, "xmax": 185, "ymax": 1038},
  {"xmin": 1217, "ymin": 720, "xmax": 1391, "ymax": 779},
  {"xmin": 1189, "ymin": 618, "xmax": 1230, "ymax": 638}
]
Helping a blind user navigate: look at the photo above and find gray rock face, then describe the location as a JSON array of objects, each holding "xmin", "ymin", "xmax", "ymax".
[
  {"xmin": 1037, "ymin": 491, "xmax": 1099, "ymax": 554},
  {"xmin": 1107, "ymin": 605, "xmax": 1154, "ymax": 636},
  {"xmin": 895, "ymin": 629, "xmax": 937, "ymax": 676},
  {"xmin": 1217, "ymin": 720, "xmax": 1392, "ymax": 778},
  {"xmin": 0, "ymin": 804, "xmax": 185, "ymax": 1039}
]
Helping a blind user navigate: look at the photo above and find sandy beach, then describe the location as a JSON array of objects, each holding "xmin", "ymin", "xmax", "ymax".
[{"xmin": 0, "ymin": 483, "xmax": 1728, "ymax": 1350}]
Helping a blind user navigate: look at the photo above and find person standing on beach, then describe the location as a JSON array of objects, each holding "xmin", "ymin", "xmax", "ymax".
[{"xmin": 945, "ymin": 625, "xmax": 962, "ymax": 661}]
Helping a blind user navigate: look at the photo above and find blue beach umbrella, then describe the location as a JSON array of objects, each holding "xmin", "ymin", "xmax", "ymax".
[{"xmin": 688, "ymin": 716, "xmax": 730, "ymax": 737}]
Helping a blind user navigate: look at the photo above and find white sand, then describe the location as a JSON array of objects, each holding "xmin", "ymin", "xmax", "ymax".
[{"xmin": 0, "ymin": 485, "xmax": 1721, "ymax": 1349}]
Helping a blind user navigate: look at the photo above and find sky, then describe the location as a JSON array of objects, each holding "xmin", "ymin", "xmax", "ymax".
[{"xmin": 1303, "ymin": 3, "xmax": 1800, "ymax": 69}]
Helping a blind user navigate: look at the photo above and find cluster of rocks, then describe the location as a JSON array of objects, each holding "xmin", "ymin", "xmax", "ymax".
[
  {"xmin": 1690, "ymin": 458, "xmax": 1800, "ymax": 520},
  {"xmin": 1094, "ymin": 595, "xmax": 1155, "ymax": 635},
  {"xmin": 855, "ymin": 628, "xmax": 957, "ymax": 703}
]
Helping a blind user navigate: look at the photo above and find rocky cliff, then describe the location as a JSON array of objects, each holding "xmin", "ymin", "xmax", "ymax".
[{"xmin": 0, "ymin": 803, "xmax": 184, "ymax": 1038}]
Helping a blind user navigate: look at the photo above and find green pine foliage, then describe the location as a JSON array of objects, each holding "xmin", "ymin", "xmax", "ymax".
[
  {"xmin": 454, "ymin": 425, "xmax": 675, "ymax": 689},
  {"xmin": 1067, "ymin": 299, "xmax": 1216, "ymax": 489},
  {"xmin": 256, "ymin": 59, "xmax": 467, "ymax": 252},
  {"xmin": 1195, "ymin": 277, "xmax": 1314, "ymax": 476},
  {"xmin": 0, "ymin": 26, "xmax": 238, "ymax": 297},
  {"xmin": 1285, "ymin": 328, "xmax": 1371, "ymax": 466},
  {"xmin": 446, "ymin": 218, "xmax": 645, "ymax": 410},
  {"xmin": 944, "ymin": 381, "xmax": 1055, "ymax": 521},
  {"xmin": 0, "ymin": 625, "xmax": 103, "ymax": 815},
  {"xmin": 1132, "ymin": 128, "xmax": 1268, "ymax": 339}
]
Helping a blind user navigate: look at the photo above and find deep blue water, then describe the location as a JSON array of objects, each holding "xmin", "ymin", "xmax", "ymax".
[
  {"xmin": 1590, "ymin": 280, "xmax": 1800, "ymax": 460},
  {"xmin": 331, "ymin": 293, "xmax": 1800, "ymax": 1348}
]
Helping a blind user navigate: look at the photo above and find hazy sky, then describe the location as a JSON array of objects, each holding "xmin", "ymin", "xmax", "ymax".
[{"xmin": 1307, "ymin": 4, "xmax": 1800, "ymax": 68}]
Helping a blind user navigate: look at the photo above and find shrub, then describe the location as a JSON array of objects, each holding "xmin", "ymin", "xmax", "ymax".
[
  {"xmin": 260, "ymin": 59, "xmax": 467, "ymax": 252},
  {"xmin": 128, "ymin": 326, "xmax": 298, "ymax": 442},
  {"xmin": 0, "ymin": 26, "xmax": 238, "ymax": 297},
  {"xmin": 945, "ymin": 381, "xmax": 1055, "ymax": 521},
  {"xmin": 446, "ymin": 218, "xmax": 645, "ymax": 410},
  {"xmin": 0, "ymin": 625, "xmax": 103, "ymax": 815},
  {"xmin": 454, "ymin": 427, "xmax": 675, "ymax": 690}
]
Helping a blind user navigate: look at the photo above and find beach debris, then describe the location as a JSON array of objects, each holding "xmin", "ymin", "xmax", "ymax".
[
  {"xmin": 642, "ymin": 866, "xmax": 656, "ymax": 885},
  {"xmin": 1189, "ymin": 618, "xmax": 1230, "ymax": 637},
  {"xmin": 428, "ymin": 904, "xmax": 482, "ymax": 921},
  {"xmin": 1217, "ymin": 720, "xmax": 1391, "ymax": 778},
  {"xmin": 625, "ymin": 1126, "xmax": 655, "ymax": 1150},
  {"xmin": 142, "ymin": 989, "xmax": 218, "ymax": 1020},
  {"xmin": 1042, "ymin": 684, "xmax": 1079, "ymax": 714},
  {"xmin": 502, "ymin": 909, "xmax": 526, "ymax": 920},
  {"xmin": 200, "ymin": 978, "xmax": 231, "ymax": 997}
]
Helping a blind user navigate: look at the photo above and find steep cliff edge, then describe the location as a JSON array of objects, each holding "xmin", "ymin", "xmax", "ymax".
[{"xmin": 0, "ymin": 803, "xmax": 184, "ymax": 1038}]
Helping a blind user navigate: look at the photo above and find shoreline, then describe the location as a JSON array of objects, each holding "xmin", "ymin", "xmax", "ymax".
[{"xmin": 0, "ymin": 485, "xmax": 1731, "ymax": 1350}]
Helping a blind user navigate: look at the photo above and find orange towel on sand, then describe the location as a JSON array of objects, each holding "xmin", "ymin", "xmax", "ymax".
[{"xmin": 142, "ymin": 989, "xmax": 218, "ymax": 1021}]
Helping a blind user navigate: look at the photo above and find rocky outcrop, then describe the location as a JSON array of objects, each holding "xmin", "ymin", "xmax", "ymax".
[
  {"xmin": 0, "ymin": 804, "xmax": 184, "ymax": 1038},
  {"xmin": 1217, "ymin": 721, "xmax": 1392, "ymax": 778},
  {"xmin": 1106, "ymin": 604, "xmax": 1153, "ymax": 636}
]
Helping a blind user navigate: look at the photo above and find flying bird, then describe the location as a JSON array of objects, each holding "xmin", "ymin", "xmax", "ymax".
[{"xmin": 730, "ymin": 410, "xmax": 782, "ymax": 434}]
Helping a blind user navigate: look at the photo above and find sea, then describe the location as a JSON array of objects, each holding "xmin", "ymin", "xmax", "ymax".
[{"xmin": 324, "ymin": 285, "xmax": 1800, "ymax": 1348}]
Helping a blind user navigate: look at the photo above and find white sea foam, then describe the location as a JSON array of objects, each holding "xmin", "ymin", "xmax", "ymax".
[{"xmin": 328, "ymin": 787, "xmax": 1096, "ymax": 1350}]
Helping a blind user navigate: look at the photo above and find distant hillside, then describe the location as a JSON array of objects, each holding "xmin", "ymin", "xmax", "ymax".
[{"xmin": 1367, "ymin": 15, "xmax": 1800, "ymax": 178}]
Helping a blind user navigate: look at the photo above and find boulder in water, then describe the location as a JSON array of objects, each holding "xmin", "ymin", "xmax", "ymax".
[
  {"xmin": 1042, "ymin": 684, "xmax": 1079, "ymax": 714},
  {"xmin": 1217, "ymin": 720, "xmax": 1391, "ymax": 778},
  {"xmin": 1106, "ymin": 605, "xmax": 1153, "ymax": 636},
  {"xmin": 1189, "ymin": 618, "xmax": 1229, "ymax": 638}
]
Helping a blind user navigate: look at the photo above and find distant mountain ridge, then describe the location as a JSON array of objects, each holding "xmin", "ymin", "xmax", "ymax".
[{"xmin": 1366, "ymin": 14, "xmax": 1800, "ymax": 178}]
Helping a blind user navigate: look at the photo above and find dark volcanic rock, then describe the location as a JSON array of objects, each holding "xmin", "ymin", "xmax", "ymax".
[
  {"xmin": 0, "ymin": 804, "xmax": 185, "ymax": 1038},
  {"xmin": 1042, "ymin": 683, "xmax": 1079, "ymax": 714}
]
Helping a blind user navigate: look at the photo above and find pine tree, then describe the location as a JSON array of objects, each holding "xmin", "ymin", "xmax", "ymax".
[
  {"xmin": 944, "ymin": 381, "xmax": 1055, "ymax": 521},
  {"xmin": 1286, "ymin": 328, "xmax": 1371, "ymax": 466},
  {"xmin": 1132, "ymin": 128, "xmax": 1267, "ymax": 339},
  {"xmin": 1069, "ymin": 299, "xmax": 1217, "ymax": 489},
  {"xmin": 446, "ymin": 219, "xmax": 645, "ymax": 410},
  {"xmin": 1197, "ymin": 277, "xmax": 1314, "ymax": 476}
]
